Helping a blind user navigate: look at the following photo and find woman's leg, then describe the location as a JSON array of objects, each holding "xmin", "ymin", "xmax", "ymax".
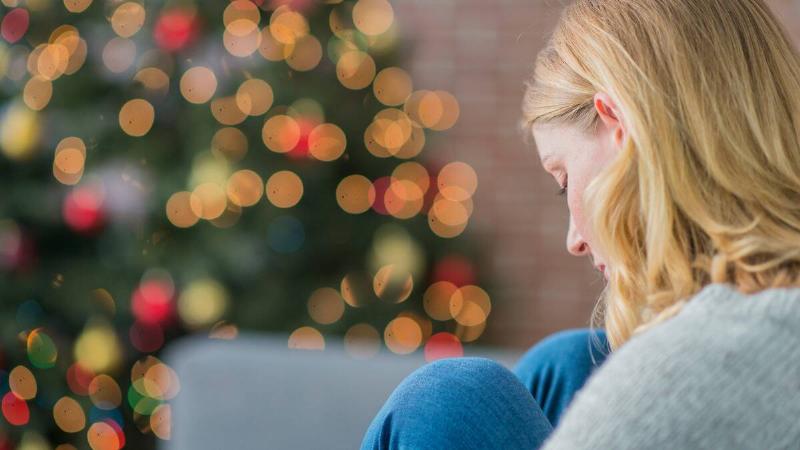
[
  {"xmin": 513, "ymin": 328, "xmax": 610, "ymax": 428},
  {"xmin": 360, "ymin": 357, "xmax": 554, "ymax": 450}
]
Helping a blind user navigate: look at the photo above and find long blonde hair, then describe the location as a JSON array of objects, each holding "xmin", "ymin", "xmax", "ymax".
[{"xmin": 521, "ymin": 0, "xmax": 800, "ymax": 351}]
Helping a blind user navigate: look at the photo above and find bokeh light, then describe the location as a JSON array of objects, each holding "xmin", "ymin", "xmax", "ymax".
[
  {"xmin": 288, "ymin": 326, "xmax": 325, "ymax": 350},
  {"xmin": 53, "ymin": 396, "xmax": 86, "ymax": 433},
  {"xmin": 307, "ymin": 287, "xmax": 345, "ymax": 325},
  {"xmin": 383, "ymin": 316, "xmax": 422, "ymax": 355},
  {"xmin": 118, "ymin": 99, "xmax": 155, "ymax": 137},
  {"xmin": 235, "ymin": 78, "xmax": 273, "ymax": 116},
  {"xmin": 308, "ymin": 123, "xmax": 346, "ymax": 161},
  {"xmin": 9, "ymin": 365, "xmax": 36, "ymax": 400},
  {"xmin": 111, "ymin": 2, "xmax": 146, "ymax": 38},
  {"xmin": 178, "ymin": 278, "xmax": 229, "ymax": 329},
  {"xmin": 336, "ymin": 175, "xmax": 375, "ymax": 213},
  {"xmin": 344, "ymin": 323, "xmax": 381, "ymax": 359},
  {"xmin": 265, "ymin": 170, "xmax": 303, "ymax": 208},
  {"xmin": 180, "ymin": 66, "xmax": 217, "ymax": 104},
  {"xmin": 353, "ymin": 0, "xmax": 394, "ymax": 36},
  {"xmin": 0, "ymin": 2, "xmax": 485, "ymax": 446},
  {"xmin": 262, "ymin": 114, "xmax": 301, "ymax": 153},
  {"xmin": 26, "ymin": 328, "xmax": 57, "ymax": 368},
  {"xmin": 336, "ymin": 50, "xmax": 376, "ymax": 90}
]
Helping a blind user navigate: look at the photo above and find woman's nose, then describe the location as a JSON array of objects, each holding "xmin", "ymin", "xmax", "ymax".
[{"xmin": 566, "ymin": 215, "xmax": 590, "ymax": 257}]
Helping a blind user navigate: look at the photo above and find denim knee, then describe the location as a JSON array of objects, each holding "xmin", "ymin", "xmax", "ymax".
[
  {"xmin": 361, "ymin": 357, "xmax": 553, "ymax": 450},
  {"xmin": 513, "ymin": 328, "xmax": 610, "ymax": 427}
]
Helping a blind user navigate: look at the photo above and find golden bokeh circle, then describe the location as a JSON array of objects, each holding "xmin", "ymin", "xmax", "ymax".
[
  {"xmin": 23, "ymin": 76, "xmax": 53, "ymax": 111},
  {"xmin": 88, "ymin": 374, "xmax": 122, "ymax": 410},
  {"xmin": 223, "ymin": 0, "xmax": 260, "ymax": 36},
  {"xmin": 180, "ymin": 67, "xmax": 217, "ymax": 104},
  {"xmin": 423, "ymin": 281, "xmax": 458, "ymax": 321},
  {"xmin": 353, "ymin": 0, "xmax": 394, "ymax": 36},
  {"xmin": 373, "ymin": 264, "xmax": 414, "ymax": 303},
  {"xmin": 265, "ymin": 170, "xmax": 303, "ymax": 208},
  {"xmin": 308, "ymin": 123, "xmax": 346, "ymax": 161},
  {"xmin": 344, "ymin": 323, "xmax": 380, "ymax": 359},
  {"xmin": 437, "ymin": 161, "xmax": 478, "ymax": 201},
  {"xmin": 211, "ymin": 127, "xmax": 248, "ymax": 161},
  {"xmin": 111, "ymin": 2, "xmax": 146, "ymax": 38},
  {"xmin": 166, "ymin": 191, "xmax": 199, "ymax": 228},
  {"xmin": 210, "ymin": 96, "xmax": 247, "ymax": 126},
  {"xmin": 223, "ymin": 26, "xmax": 262, "ymax": 57},
  {"xmin": 9, "ymin": 365, "xmax": 36, "ymax": 400},
  {"xmin": 286, "ymin": 34, "xmax": 323, "ymax": 72},
  {"xmin": 336, "ymin": 50, "xmax": 376, "ymax": 90},
  {"xmin": 226, "ymin": 169, "xmax": 264, "ymax": 207},
  {"xmin": 258, "ymin": 25, "xmax": 295, "ymax": 61},
  {"xmin": 288, "ymin": 326, "xmax": 324, "ymax": 350},
  {"xmin": 336, "ymin": 175, "xmax": 375, "ymax": 214},
  {"xmin": 307, "ymin": 287, "xmax": 345, "ymax": 325},
  {"xmin": 189, "ymin": 183, "xmax": 227, "ymax": 220},
  {"xmin": 449, "ymin": 285, "xmax": 492, "ymax": 327},
  {"xmin": 235, "ymin": 78, "xmax": 274, "ymax": 116},
  {"xmin": 53, "ymin": 396, "xmax": 86, "ymax": 433},
  {"xmin": 118, "ymin": 98, "xmax": 155, "ymax": 137},
  {"xmin": 262, "ymin": 114, "xmax": 301, "ymax": 153},
  {"xmin": 373, "ymin": 67, "xmax": 412, "ymax": 106},
  {"xmin": 384, "ymin": 317, "xmax": 422, "ymax": 355}
]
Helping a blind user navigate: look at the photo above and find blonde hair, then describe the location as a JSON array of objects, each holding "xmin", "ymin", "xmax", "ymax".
[{"xmin": 521, "ymin": 0, "xmax": 800, "ymax": 351}]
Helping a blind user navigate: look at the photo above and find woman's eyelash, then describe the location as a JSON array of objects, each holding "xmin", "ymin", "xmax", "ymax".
[{"xmin": 557, "ymin": 178, "xmax": 568, "ymax": 196}]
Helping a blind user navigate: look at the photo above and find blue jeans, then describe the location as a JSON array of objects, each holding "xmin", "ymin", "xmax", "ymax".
[{"xmin": 360, "ymin": 328, "xmax": 610, "ymax": 450}]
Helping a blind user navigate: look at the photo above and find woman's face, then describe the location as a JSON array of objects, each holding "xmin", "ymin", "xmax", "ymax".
[{"xmin": 531, "ymin": 93, "xmax": 626, "ymax": 281}]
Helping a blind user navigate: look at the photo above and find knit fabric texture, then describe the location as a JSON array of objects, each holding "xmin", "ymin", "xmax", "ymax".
[{"xmin": 541, "ymin": 282, "xmax": 800, "ymax": 449}]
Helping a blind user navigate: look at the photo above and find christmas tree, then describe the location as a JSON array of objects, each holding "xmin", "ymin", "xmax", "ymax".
[{"xmin": 0, "ymin": 0, "xmax": 492, "ymax": 447}]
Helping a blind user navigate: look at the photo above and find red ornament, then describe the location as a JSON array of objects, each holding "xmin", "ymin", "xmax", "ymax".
[
  {"xmin": 131, "ymin": 280, "xmax": 174, "ymax": 325},
  {"xmin": 424, "ymin": 332, "xmax": 464, "ymax": 362},
  {"xmin": 63, "ymin": 187, "xmax": 105, "ymax": 234},
  {"xmin": 154, "ymin": 8, "xmax": 199, "ymax": 52},
  {"xmin": 432, "ymin": 255, "xmax": 476, "ymax": 287}
]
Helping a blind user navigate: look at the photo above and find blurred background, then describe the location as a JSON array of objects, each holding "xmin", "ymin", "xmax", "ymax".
[{"xmin": 1, "ymin": 0, "xmax": 799, "ymax": 448}]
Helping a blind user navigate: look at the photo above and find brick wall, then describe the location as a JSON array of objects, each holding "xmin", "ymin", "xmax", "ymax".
[{"xmin": 392, "ymin": 0, "xmax": 800, "ymax": 349}]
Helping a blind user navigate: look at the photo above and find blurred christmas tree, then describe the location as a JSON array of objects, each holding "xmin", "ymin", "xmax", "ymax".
[{"xmin": 0, "ymin": 0, "xmax": 493, "ymax": 448}]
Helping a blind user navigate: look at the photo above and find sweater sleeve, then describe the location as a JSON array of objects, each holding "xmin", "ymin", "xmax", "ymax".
[{"xmin": 538, "ymin": 308, "xmax": 800, "ymax": 450}]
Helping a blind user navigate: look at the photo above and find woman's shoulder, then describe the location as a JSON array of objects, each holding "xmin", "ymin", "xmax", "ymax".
[{"xmin": 540, "ymin": 282, "xmax": 800, "ymax": 450}]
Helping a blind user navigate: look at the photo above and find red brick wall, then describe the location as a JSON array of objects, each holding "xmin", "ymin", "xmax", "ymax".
[{"xmin": 392, "ymin": 0, "xmax": 800, "ymax": 348}]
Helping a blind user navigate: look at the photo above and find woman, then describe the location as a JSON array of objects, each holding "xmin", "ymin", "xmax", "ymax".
[{"xmin": 361, "ymin": 0, "xmax": 800, "ymax": 448}]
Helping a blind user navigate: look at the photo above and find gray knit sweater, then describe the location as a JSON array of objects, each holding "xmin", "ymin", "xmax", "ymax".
[{"xmin": 541, "ymin": 282, "xmax": 800, "ymax": 449}]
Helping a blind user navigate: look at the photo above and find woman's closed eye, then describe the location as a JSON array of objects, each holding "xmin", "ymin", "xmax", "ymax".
[{"xmin": 557, "ymin": 176, "xmax": 568, "ymax": 196}]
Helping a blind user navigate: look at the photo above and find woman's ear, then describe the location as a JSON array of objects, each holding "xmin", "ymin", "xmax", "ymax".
[{"xmin": 593, "ymin": 92, "xmax": 626, "ymax": 150}]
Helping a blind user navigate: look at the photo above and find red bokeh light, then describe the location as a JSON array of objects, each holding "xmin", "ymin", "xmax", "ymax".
[
  {"xmin": 1, "ymin": 8, "xmax": 29, "ymax": 44},
  {"xmin": 66, "ymin": 362, "xmax": 95, "ymax": 396},
  {"xmin": 129, "ymin": 320, "xmax": 165, "ymax": 353},
  {"xmin": 63, "ymin": 187, "xmax": 106, "ymax": 234},
  {"xmin": 432, "ymin": 254, "xmax": 477, "ymax": 287},
  {"xmin": 154, "ymin": 9, "xmax": 199, "ymax": 52},
  {"xmin": 286, "ymin": 117, "xmax": 318, "ymax": 160},
  {"xmin": 104, "ymin": 417, "xmax": 126, "ymax": 448},
  {"xmin": 371, "ymin": 176, "xmax": 391, "ymax": 215},
  {"xmin": 131, "ymin": 280, "xmax": 174, "ymax": 325},
  {"xmin": 1, "ymin": 392, "xmax": 29, "ymax": 426},
  {"xmin": 424, "ymin": 332, "xmax": 464, "ymax": 362}
]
